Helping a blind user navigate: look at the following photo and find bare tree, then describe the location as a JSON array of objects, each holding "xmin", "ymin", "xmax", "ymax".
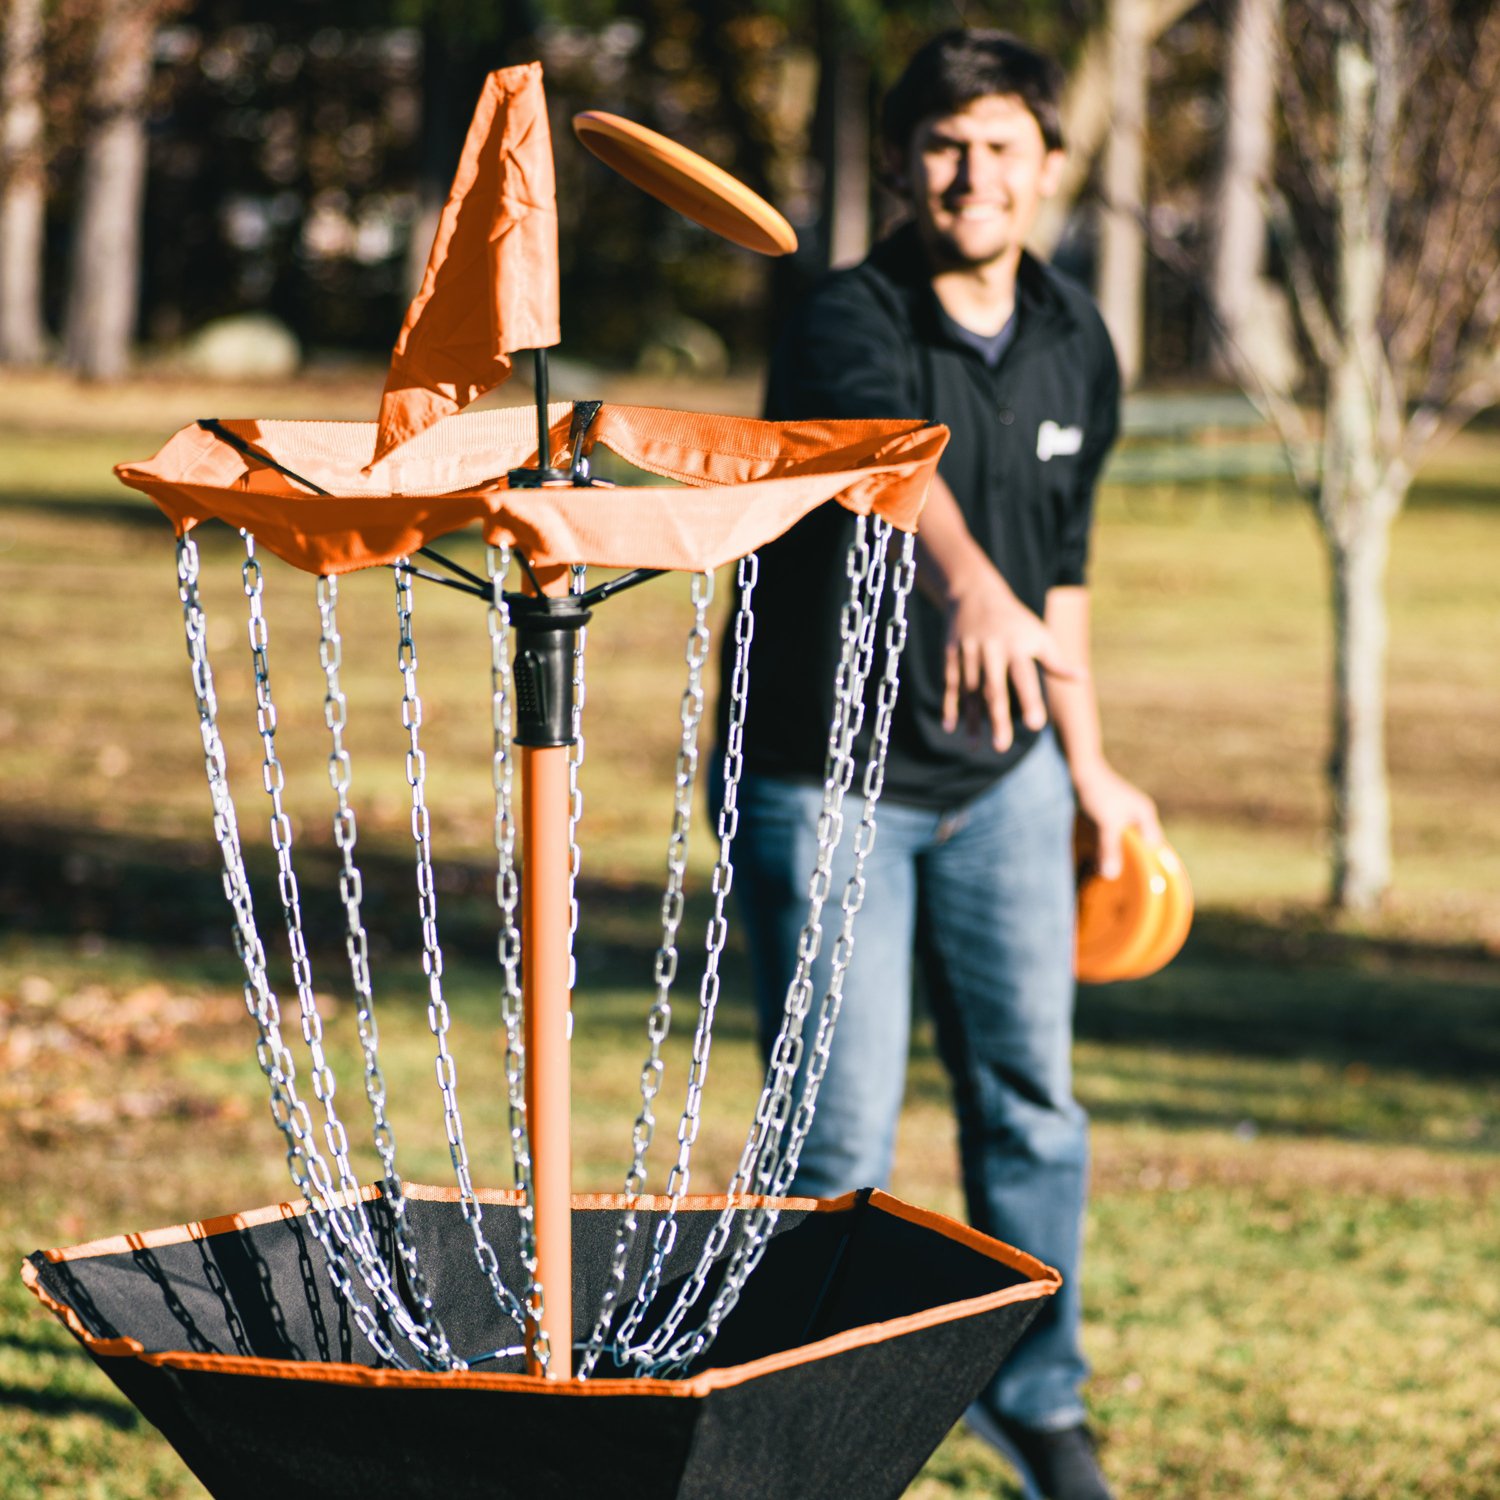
[
  {"xmin": 62, "ymin": 0, "xmax": 155, "ymax": 381},
  {"xmin": 1032, "ymin": 0, "xmax": 1201, "ymax": 255},
  {"xmin": 1230, "ymin": 0, "xmax": 1500, "ymax": 911},
  {"xmin": 818, "ymin": 36, "xmax": 870, "ymax": 268},
  {"xmin": 1097, "ymin": 0, "xmax": 1151, "ymax": 386},
  {"xmin": 1211, "ymin": 0, "xmax": 1297, "ymax": 387},
  {"xmin": 0, "ymin": 0, "xmax": 47, "ymax": 364}
]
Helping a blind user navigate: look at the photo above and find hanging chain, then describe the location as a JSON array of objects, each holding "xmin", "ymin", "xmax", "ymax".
[
  {"xmin": 486, "ymin": 545, "xmax": 551, "ymax": 1375},
  {"xmin": 176, "ymin": 513, "xmax": 912, "ymax": 1383},
  {"xmin": 394, "ymin": 562, "xmax": 530, "ymax": 1335},
  {"xmin": 633, "ymin": 519, "xmax": 910, "ymax": 1375},
  {"xmin": 657, "ymin": 523, "xmax": 915, "ymax": 1375},
  {"xmin": 567, "ymin": 564, "xmax": 587, "ymax": 993},
  {"xmin": 775, "ymin": 522, "xmax": 907, "ymax": 1190},
  {"xmin": 606, "ymin": 553, "xmax": 760, "ymax": 1371},
  {"xmin": 175, "ymin": 533, "xmax": 412, "ymax": 1370},
  {"xmin": 243, "ymin": 538, "xmax": 367, "ymax": 1218},
  {"xmin": 630, "ymin": 522, "xmax": 874, "ymax": 1370},
  {"xmin": 241, "ymin": 535, "xmax": 449, "ymax": 1366},
  {"xmin": 316, "ymin": 571, "xmax": 455, "ymax": 1369},
  {"xmin": 577, "ymin": 569, "xmax": 714, "ymax": 1377}
]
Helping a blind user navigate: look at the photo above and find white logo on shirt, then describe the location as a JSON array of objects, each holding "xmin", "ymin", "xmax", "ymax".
[{"xmin": 1036, "ymin": 420, "xmax": 1083, "ymax": 462}]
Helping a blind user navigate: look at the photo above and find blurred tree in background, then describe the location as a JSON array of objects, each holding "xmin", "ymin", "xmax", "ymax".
[
  {"xmin": 2, "ymin": 0, "xmax": 1496, "ymax": 911},
  {"xmin": 5, "ymin": 0, "xmax": 1189, "ymax": 375},
  {"xmin": 0, "ymin": 0, "xmax": 45, "ymax": 363}
]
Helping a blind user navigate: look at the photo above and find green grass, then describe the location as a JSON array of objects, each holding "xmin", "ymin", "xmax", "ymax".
[{"xmin": 1, "ymin": 369, "xmax": 1498, "ymax": 1498}]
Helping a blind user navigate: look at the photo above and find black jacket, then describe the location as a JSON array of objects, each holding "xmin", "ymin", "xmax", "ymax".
[{"xmin": 724, "ymin": 224, "xmax": 1121, "ymax": 811}]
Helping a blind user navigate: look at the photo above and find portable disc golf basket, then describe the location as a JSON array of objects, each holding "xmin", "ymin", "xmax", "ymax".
[
  {"xmin": 25, "ymin": 400, "xmax": 1060, "ymax": 1497},
  {"xmin": 25, "ymin": 64, "xmax": 1060, "ymax": 1498}
]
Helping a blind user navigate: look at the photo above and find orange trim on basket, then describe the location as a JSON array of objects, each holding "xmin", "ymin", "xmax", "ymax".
[
  {"xmin": 27, "ymin": 1185, "xmax": 1057, "ymax": 1399},
  {"xmin": 865, "ymin": 1190, "xmax": 1061, "ymax": 1287},
  {"xmin": 37, "ymin": 1184, "xmax": 381, "ymax": 1263}
]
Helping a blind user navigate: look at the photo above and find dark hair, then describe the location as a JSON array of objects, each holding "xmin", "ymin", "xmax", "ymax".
[{"xmin": 881, "ymin": 30, "xmax": 1066, "ymax": 155}]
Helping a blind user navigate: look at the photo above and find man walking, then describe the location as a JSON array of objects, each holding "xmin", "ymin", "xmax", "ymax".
[{"xmin": 721, "ymin": 31, "xmax": 1159, "ymax": 1500}]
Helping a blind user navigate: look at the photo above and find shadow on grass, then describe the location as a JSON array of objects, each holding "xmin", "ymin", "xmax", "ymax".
[
  {"xmin": 5, "ymin": 819, "xmax": 1498, "ymax": 1092},
  {"xmin": 0, "ymin": 1328, "xmax": 89, "ymax": 1358},
  {"xmin": 0, "ymin": 1380, "xmax": 141, "ymax": 1430},
  {"xmin": 1071, "ymin": 909, "xmax": 1500, "ymax": 1079},
  {"xmin": 0, "ymin": 493, "xmax": 169, "ymax": 530}
]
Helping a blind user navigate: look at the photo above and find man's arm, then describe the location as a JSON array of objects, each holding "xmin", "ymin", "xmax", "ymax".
[
  {"xmin": 915, "ymin": 473, "xmax": 1082, "ymax": 751},
  {"xmin": 1045, "ymin": 585, "xmax": 1161, "ymax": 877}
]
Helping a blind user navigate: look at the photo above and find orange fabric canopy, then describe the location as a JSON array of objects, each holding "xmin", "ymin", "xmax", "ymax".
[
  {"xmin": 115, "ymin": 404, "xmax": 948, "ymax": 577},
  {"xmin": 370, "ymin": 63, "xmax": 560, "ymax": 469}
]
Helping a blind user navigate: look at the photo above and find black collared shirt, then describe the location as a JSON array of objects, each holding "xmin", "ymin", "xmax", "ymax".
[{"xmin": 723, "ymin": 224, "xmax": 1121, "ymax": 811}]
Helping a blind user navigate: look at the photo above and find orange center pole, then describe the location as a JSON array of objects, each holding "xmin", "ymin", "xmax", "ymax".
[{"xmin": 521, "ymin": 743, "xmax": 573, "ymax": 1379}]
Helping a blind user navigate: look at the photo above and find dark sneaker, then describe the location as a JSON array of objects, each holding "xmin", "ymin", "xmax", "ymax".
[{"xmin": 963, "ymin": 1403, "xmax": 1115, "ymax": 1500}]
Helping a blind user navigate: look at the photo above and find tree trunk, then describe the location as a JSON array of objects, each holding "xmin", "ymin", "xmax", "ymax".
[
  {"xmin": 1319, "ymin": 38, "xmax": 1398, "ymax": 914},
  {"xmin": 1211, "ymin": 0, "xmax": 1295, "ymax": 385},
  {"xmin": 1031, "ymin": 0, "xmax": 1199, "ymax": 254},
  {"xmin": 1097, "ymin": 0, "xmax": 1149, "ymax": 387},
  {"xmin": 814, "ymin": 5, "xmax": 869, "ymax": 270},
  {"xmin": 1326, "ymin": 515, "xmax": 1394, "ymax": 913},
  {"xmin": 0, "ymin": 0, "xmax": 47, "ymax": 364},
  {"xmin": 63, "ymin": 0, "xmax": 154, "ymax": 381}
]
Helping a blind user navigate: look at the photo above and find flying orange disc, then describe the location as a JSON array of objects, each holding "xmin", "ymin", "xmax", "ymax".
[
  {"xmin": 1075, "ymin": 825, "xmax": 1169, "ymax": 984},
  {"xmin": 573, "ymin": 111, "xmax": 798, "ymax": 256}
]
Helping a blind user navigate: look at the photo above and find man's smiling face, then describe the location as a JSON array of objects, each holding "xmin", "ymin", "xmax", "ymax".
[{"xmin": 901, "ymin": 94, "xmax": 1065, "ymax": 270}]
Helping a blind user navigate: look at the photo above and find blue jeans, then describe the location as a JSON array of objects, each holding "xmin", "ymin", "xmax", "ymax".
[{"xmin": 727, "ymin": 731, "xmax": 1089, "ymax": 1429}]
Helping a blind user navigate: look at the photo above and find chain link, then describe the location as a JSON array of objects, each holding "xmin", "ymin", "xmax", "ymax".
[
  {"xmin": 632, "ymin": 520, "xmax": 914, "ymax": 1375},
  {"xmin": 394, "ymin": 561, "xmax": 530, "ymax": 1336},
  {"xmin": 175, "ymin": 512, "xmax": 912, "ymax": 1384},
  {"xmin": 316, "ymin": 571, "xmax": 455, "ymax": 1369},
  {"xmin": 567, "ymin": 564, "xmax": 587, "ymax": 993},
  {"xmin": 606, "ymin": 553, "xmax": 759, "ymax": 1371},
  {"xmin": 669, "ymin": 524, "xmax": 914, "ymax": 1372},
  {"xmin": 776, "ymin": 524, "xmax": 909, "ymax": 1190},
  {"xmin": 241, "ymin": 535, "xmax": 449, "ymax": 1366},
  {"xmin": 486, "ymin": 545, "xmax": 551, "ymax": 1374},
  {"xmin": 627, "ymin": 522, "xmax": 875, "ymax": 1370},
  {"xmin": 243, "ymin": 538, "xmax": 368, "ymax": 1218},
  {"xmin": 175, "ymin": 533, "xmax": 413, "ymax": 1370},
  {"xmin": 577, "ymin": 569, "xmax": 714, "ymax": 1376}
]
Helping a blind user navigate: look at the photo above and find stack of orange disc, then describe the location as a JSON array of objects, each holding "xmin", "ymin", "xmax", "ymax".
[{"xmin": 1075, "ymin": 826, "xmax": 1193, "ymax": 984}]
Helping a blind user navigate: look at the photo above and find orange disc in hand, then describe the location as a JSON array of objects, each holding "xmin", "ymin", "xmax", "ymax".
[
  {"xmin": 1075, "ymin": 826, "xmax": 1168, "ymax": 984},
  {"xmin": 1117, "ymin": 839, "xmax": 1194, "ymax": 981},
  {"xmin": 573, "ymin": 111, "xmax": 798, "ymax": 256}
]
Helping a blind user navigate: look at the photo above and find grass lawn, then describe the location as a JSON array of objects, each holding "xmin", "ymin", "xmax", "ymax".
[{"xmin": 1, "ymin": 369, "xmax": 1497, "ymax": 1498}]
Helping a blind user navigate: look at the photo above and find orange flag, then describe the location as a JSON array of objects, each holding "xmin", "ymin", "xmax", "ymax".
[{"xmin": 369, "ymin": 62, "xmax": 559, "ymax": 468}]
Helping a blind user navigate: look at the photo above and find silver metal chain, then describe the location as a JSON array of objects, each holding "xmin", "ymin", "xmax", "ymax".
[
  {"xmin": 241, "ymin": 535, "xmax": 451, "ymax": 1367},
  {"xmin": 242, "ymin": 538, "xmax": 368, "ymax": 1218},
  {"xmin": 175, "ymin": 533, "xmax": 413, "ymax": 1370},
  {"xmin": 776, "ymin": 524, "xmax": 910, "ymax": 1191},
  {"xmin": 394, "ymin": 562, "xmax": 529, "ymax": 1335},
  {"xmin": 486, "ymin": 545, "xmax": 551, "ymax": 1375},
  {"xmin": 668, "ymin": 524, "xmax": 915, "ymax": 1373},
  {"xmin": 606, "ymin": 553, "xmax": 760, "ymax": 1372},
  {"xmin": 628, "ymin": 522, "xmax": 876, "ymax": 1370},
  {"xmin": 634, "ymin": 520, "xmax": 913, "ymax": 1375},
  {"xmin": 176, "ymin": 509, "xmax": 913, "ymax": 1384},
  {"xmin": 577, "ymin": 569, "xmax": 714, "ymax": 1377},
  {"xmin": 567, "ymin": 564, "xmax": 587, "ymax": 995},
  {"xmin": 316, "ymin": 571, "xmax": 455, "ymax": 1369}
]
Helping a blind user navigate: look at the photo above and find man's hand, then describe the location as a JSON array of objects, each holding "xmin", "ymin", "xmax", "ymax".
[
  {"xmin": 1073, "ymin": 759, "xmax": 1162, "ymax": 880},
  {"xmin": 940, "ymin": 561, "xmax": 1082, "ymax": 751}
]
